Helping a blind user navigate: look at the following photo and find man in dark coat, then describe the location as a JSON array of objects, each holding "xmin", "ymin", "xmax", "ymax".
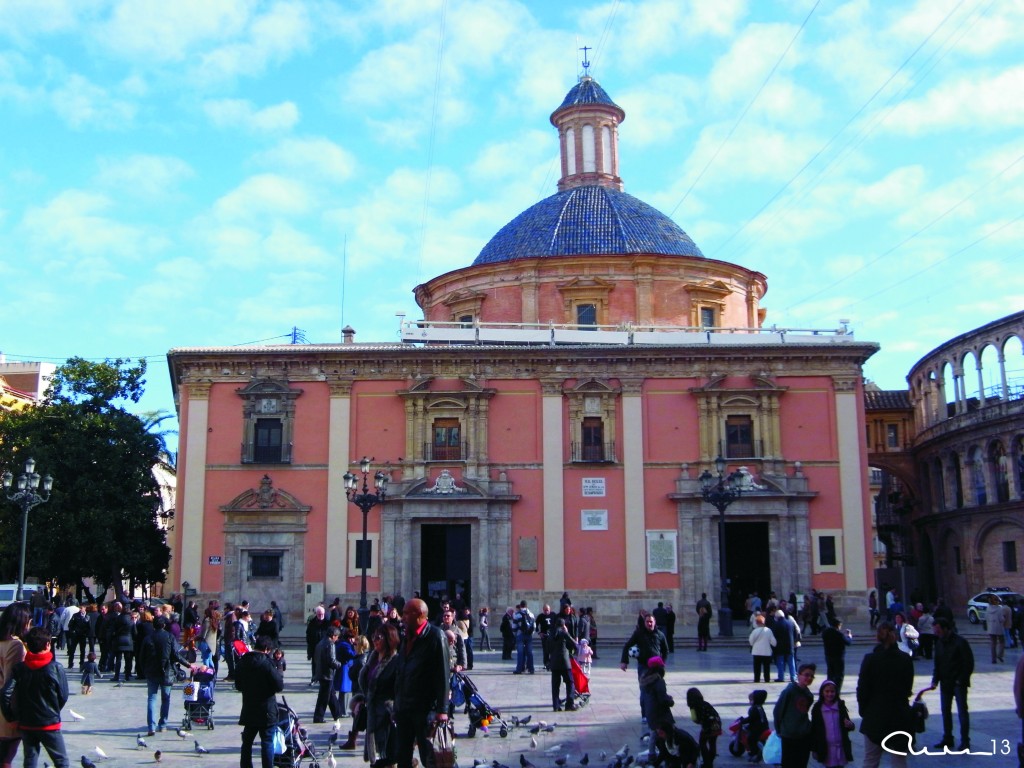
[
  {"xmin": 395, "ymin": 598, "xmax": 450, "ymax": 768},
  {"xmin": 312, "ymin": 626, "xmax": 342, "ymax": 723},
  {"xmin": 620, "ymin": 613, "xmax": 669, "ymax": 723},
  {"xmin": 110, "ymin": 601, "xmax": 136, "ymax": 682},
  {"xmin": 139, "ymin": 615, "xmax": 182, "ymax": 735},
  {"xmin": 236, "ymin": 635, "xmax": 285, "ymax": 768},
  {"xmin": 856, "ymin": 621, "xmax": 914, "ymax": 767},
  {"xmin": 821, "ymin": 617, "xmax": 853, "ymax": 693},
  {"xmin": 926, "ymin": 616, "xmax": 974, "ymax": 751}
]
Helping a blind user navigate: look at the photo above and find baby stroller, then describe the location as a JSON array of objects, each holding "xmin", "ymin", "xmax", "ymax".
[
  {"xmin": 451, "ymin": 670, "xmax": 509, "ymax": 738},
  {"xmin": 569, "ymin": 656, "xmax": 591, "ymax": 709},
  {"xmin": 181, "ymin": 669, "xmax": 216, "ymax": 730},
  {"xmin": 275, "ymin": 696, "xmax": 320, "ymax": 767}
]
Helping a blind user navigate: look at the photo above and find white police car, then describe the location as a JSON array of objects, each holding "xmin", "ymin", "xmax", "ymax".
[{"xmin": 966, "ymin": 588, "xmax": 1022, "ymax": 625}]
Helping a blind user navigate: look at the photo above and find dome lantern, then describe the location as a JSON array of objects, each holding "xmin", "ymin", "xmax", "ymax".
[{"xmin": 550, "ymin": 76, "xmax": 625, "ymax": 192}]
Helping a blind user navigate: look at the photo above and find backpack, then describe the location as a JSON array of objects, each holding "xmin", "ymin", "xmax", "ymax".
[{"xmin": 519, "ymin": 611, "xmax": 535, "ymax": 634}]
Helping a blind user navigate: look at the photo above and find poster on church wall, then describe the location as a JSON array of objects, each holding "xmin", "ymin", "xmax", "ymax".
[
  {"xmin": 582, "ymin": 478, "xmax": 606, "ymax": 496},
  {"xmin": 580, "ymin": 509, "xmax": 608, "ymax": 530},
  {"xmin": 646, "ymin": 530, "xmax": 678, "ymax": 573}
]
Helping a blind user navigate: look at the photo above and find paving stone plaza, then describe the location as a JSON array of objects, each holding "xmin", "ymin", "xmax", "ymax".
[{"xmin": 44, "ymin": 622, "xmax": 1022, "ymax": 767}]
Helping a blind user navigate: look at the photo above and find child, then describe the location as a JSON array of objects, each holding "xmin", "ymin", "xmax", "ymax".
[
  {"xmin": 272, "ymin": 648, "xmax": 287, "ymax": 672},
  {"xmin": 651, "ymin": 717, "xmax": 701, "ymax": 768},
  {"xmin": 81, "ymin": 650, "xmax": 101, "ymax": 694},
  {"xmin": 0, "ymin": 626, "xmax": 71, "ymax": 767},
  {"xmin": 744, "ymin": 689, "xmax": 769, "ymax": 762},
  {"xmin": 810, "ymin": 680, "xmax": 853, "ymax": 767},
  {"xmin": 686, "ymin": 687, "xmax": 722, "ymax": 768},
  {"xmin": 577, "ymin": 637, "xmax": 594, "ymax": 675}
]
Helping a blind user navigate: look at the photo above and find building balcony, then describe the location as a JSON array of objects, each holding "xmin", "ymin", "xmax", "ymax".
[
  {"xmin": 423, "ymin": 442, "xmax": 469, "ymax": 462},
  {"xmin": 570, "ymin": 441, "xmax": 617, "ymax": 463}
]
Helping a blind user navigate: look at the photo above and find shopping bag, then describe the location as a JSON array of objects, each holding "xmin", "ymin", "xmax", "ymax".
[
  {"xmin": 762, "ymin": 730, "xmax": 782, "ymax": 764},
  {"xmin": 429, "ymin": 718, "xmax": 457, "ymax": 768},
  {"xmin": 272, "ymin": 726, "xmax": 287, "ymax": 755}
]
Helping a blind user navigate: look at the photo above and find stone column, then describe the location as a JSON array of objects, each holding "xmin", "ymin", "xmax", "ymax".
[
  {"xmin": 833, "ymin": 375, "xmax": 869, "ymax": 591},
  {"xmin": 622, "ymin": 380, "xmax": 646, "ymax": 592},
  {"xmin": 541, "ymin": 380, "xmax": 565, "ymax": 591},
  {"xmin": 179, "ymin": 381, "xmax": 210, "ymax": 592},
  {"xmin": 325, "ymin": 380, "xmax": 353, "ymax": 595}
]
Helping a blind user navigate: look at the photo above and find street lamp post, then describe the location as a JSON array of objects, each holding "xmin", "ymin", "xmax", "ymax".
[
  {"xmin": 699, "ymin": 455, "xmax": 741, "ymax": 637},
  {"xmin": 2, "ymin": 458, "xmax": 54, "ymax": 602},
  {"xmin": 343, "ymin": 457, "xmax": 388, "ymax": 633}
]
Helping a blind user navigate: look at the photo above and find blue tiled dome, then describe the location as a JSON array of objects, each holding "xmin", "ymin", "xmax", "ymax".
[
  {"xmin": 473, "ymin": 186, "xmax": 704, "ymax": 265},
  {"xmin": 556, "ymin": 77, "xmax": 621, "ymax": 112}
]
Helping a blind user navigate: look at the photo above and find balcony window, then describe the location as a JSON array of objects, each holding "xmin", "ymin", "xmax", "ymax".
[
  {"xmin": 581, "ymin": 417, "xmax": 604, "ymax": 460},
  {"xmin": 576, "ymin": 303, "xmax": 597, "ymax": 328},
  {"xmin": 886, "ymin": 424, "xmax": 899, "ymax": 449},
  {"xmin": 431, "ymin": 418, "xmax": 463, "ymax": 461},
  {"xmin": 254, "ymin": 418, "xmax": 284, "ymax": 463},
  {"xmin": 725, "ymin": 415, "xmax": 754, "ymax": 458}
]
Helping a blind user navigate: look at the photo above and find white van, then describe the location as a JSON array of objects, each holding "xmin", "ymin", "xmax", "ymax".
[{"xmin": 0, "ymin": 584, "xmax": 45, "ymax": 609}]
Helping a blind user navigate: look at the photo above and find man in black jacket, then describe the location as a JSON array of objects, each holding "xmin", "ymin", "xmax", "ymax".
[
  {"xmin": 620, "ymin": 613, "xmax": 669, "ymax": 724},
  {"xmin": 856, "ymin": 621, "xmax": 914, "ymax": 768},
  {"xmin": 0, "ymin": 625, "xmax": 71, "ymax": 768},
  {"xmin": 110, "ymin": 601, "xmax": 136, "ymax": 683},
  {"xmin": 395, "ymin": 598, "xmax": 450, "ymax": 768},
  {"xmin": 66, "ymin": 604, "xmax": 90, "ymax": 669},
  {"xmin": 926, "ymin": 617, "xmax": 975, "ymax": 751},
  {"xmin": 236, "ymin": 635, "xmax": 284, "ymax": 768},
  {"xmin": 139, "ymin": 615, "xmax": 182, "ymax": 735},
  {"xmin": 312, "ymin": 626, "xmax": 342, "ymax": 723}
]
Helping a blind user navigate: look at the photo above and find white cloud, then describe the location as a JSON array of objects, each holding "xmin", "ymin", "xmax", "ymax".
[
  {"xmin": 204, "ymin": 98, "xmax": 300, "ymax": 133},
  {"xmin": 0, "ymin": 0, "xmax": 84, "ymax": 42},
  {"xmin": 883, "ymin": 66, "xmax": 1024, "ymax": 135},
  {"xmin": 708, "ymin": 22, "xmax": 803, "ymax": 110},
  {"xmin": 97, "ymin": 0, "xmax": 251, "ymax": 64},
  {"xmin": 252, "ymin": 137, "xmax": 357, "ymax": 184},
  {"xmin": 213, "ymin": 174, "xmax": 313, "ymax": 221},
  {"xmin": 196, "ymin": 1, "xmax": 313, "ymax": 82},
  {"xmin": 20, "ymin": 189, "xmax": 155, "ymax": 274},
  {"xmin": 96, "ymin": 154, "xmax": 194, "ymax": 198},
  {"xmin": 468, "ymin": 130, "xmax": 549, "ymax": 182},
  {"xmin": 50, "ymin": 73, "xmax": 136, "ymax": 129},
  {"xmin": 851, "ymin": 166, "xmax": 927, "ymax": 211}
]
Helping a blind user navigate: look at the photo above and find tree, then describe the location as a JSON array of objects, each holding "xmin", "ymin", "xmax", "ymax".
[{"xmin": 0, "ymin": 357, "xmax": 170, "ymax": 601}]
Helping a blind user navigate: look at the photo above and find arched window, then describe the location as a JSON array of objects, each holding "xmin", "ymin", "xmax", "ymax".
[
  {"xmin": 565, "ymin": 127, "xmax": 576, "ymax": 175},
  {"xmin": 950, "ymin": 453, "xmax": 964, "ymax": 508},
  {"xmin": 582, "ymin": 124, "xmax": 596, "ymax": 172},
  {"xmin": 601, "ymin": 125, "xmax": 612, "ymax": 174},
  {"xmin": 1015, "ymin": 436, "xmax": 1024, "ymax": 499},
  {"xmin": 969, "ymin": 446, "xmax": 987, "ymax": 505},
  {"xmin": 990, "ymin": 441, "xmax": 1010, "ymax": 503}
]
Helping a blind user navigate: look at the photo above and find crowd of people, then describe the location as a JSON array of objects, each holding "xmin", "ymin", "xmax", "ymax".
[{"xmin": 0, "ymin": 587, "xmax": 1020, "ymax": 768}]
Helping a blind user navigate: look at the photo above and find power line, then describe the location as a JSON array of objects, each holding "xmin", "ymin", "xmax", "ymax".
[
  {"xmin": 836, "ymin": 210, "xmax": 1024, "ymax": 313},
  {"xmin": 668, "ymin": 0, "xmax": 821, "ymax": 218},
  {"xmin": 784, "ymin": 149, "xmax": 1024, "ymax": 312},
  {"xmin": 706, "ymin": 0, "xmax": 970, "ymax": 261},
  {"xmin": 714, "ymin": 0, "xmax": 988, "ymax": 266}
]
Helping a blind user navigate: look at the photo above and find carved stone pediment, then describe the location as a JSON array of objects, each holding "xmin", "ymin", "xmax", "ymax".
[{"xmin": 220, "ymin": 475, "xmax": 311, "ymax": 532}]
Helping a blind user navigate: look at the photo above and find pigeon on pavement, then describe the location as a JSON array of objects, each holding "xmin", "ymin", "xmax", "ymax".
[
  {"xmin": 195, "ymin": 739, "xmax": 210, "ymax": 755},
  {"xmin": 136, "ymin": 734, "xmax": 148, "ymax": 749},
  {"xmin": 68, "ymin": 709, "xmax": 85, "ymax": 721},
  {"xmin": 80, "ymin": 757, "xmax": 96, "ymax": 768}
]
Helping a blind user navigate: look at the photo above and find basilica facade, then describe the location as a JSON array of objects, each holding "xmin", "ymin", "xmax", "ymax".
[{"xmin": 168, "ymin": 76, "xmax": 879, "ymax": 629}]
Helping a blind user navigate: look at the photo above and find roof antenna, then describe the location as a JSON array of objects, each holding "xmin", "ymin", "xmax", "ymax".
[{"xmin": 580, "ymin": 45, "xmax": 591, "ymax": 78}]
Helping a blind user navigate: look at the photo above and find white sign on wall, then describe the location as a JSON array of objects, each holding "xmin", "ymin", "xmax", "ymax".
[
  {"xmin": 582, "ymin": 477, "xmax": 606, "ymax": 497},
  {"xmin": 646, "ymin": 530, "xmax": 678, "ymax": 574},
  {"xmin": 580, "ymin": 510, "xmax": 608, "ymax": 530}
]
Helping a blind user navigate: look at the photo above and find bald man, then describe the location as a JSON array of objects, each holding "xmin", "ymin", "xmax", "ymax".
[{"xmin": 395, "ymin": 598, "xmax": 450, "ymax": 768}]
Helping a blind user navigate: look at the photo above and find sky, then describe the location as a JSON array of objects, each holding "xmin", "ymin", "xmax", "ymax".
[{"xmin": 2, "ymin": 0, "xmax": 1023, "ymax": 450}]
